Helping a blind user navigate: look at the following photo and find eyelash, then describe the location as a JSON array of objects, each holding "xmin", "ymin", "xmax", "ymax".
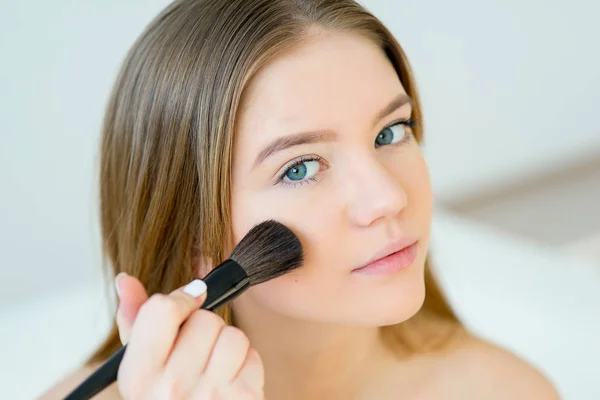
[
  {"xmin": 275, "ymin": 118, "xmax": 416, "ymax": 188},
  {"xmin": 276, "ymin": 155, "xmax": 324, "ymax": 187}
]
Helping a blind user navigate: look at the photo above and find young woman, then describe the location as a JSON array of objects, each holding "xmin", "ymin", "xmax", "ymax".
[{"xmin": 45, "ymin": 0, "xmax": 560, "ymax": 398}]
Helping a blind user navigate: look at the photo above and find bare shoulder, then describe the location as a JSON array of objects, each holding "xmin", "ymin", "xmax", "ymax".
[
  {"xmin": 438, "ymin": 333, "xmax": 561, "ymax": 399},
  {"xmin": 38, "ymin": 363, "xmax": 121, "ymax": 400}
]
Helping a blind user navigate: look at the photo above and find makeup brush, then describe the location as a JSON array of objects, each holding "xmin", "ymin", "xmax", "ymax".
[{"xmin": 64, "ymin": 219, "xmax": 303, "ymax": 400}]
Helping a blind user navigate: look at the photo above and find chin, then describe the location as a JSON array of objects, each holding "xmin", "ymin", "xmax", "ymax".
[
  {"xmin": 378, "ymin": 288, "xmax": 426, "ymax": 326},
  {"xmin": 355, "ymin": 280, "xmax": 426, "ymax": 327}
]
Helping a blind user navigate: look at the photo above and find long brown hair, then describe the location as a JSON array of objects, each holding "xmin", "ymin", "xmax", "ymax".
[{"xmin": 89, "ymin": 0, "xmax": 462, "ymax": 364}]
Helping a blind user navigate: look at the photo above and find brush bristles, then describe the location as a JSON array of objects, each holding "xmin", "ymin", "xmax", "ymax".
[{"xmin": 229, "ymin": 220, "xmax": 304, "ymax": 285}]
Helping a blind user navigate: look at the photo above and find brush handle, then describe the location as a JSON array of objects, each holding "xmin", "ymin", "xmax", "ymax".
[
  {"xmin": 202, "ymin": 259, "xmax": 250, "ymax": 309},
  {"xmin": 63, "ymin": 260, "xmax": 249, "ymax": 400},
  {"xmin": 63, "ymin": 345, "xmax": 126, "ymax": 400}
]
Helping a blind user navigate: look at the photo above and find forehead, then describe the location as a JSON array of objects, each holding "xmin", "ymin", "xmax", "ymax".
[{"xmin": 235, "ymin": 30, "xmax": 407, "ymax": 151}]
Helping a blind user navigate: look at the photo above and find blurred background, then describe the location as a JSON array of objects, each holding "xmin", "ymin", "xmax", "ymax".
[{"xmin": 1, "ymin": 0, "xmax": 599, "ymax": 399}]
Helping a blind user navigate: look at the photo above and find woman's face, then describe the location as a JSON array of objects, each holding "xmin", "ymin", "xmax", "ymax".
[{"xmin": 229, "ymin": 30, "xmax": 432, "ymax": 326}]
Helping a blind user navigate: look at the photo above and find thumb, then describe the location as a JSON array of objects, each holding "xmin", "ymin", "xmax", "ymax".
[{"xmin": 115, "ymin": 272, "xmax": 148, "ymax": 344}]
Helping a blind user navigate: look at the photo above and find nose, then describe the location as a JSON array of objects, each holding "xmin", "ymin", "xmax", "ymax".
[{"xmin": 342, "ymin": 153, "xmax": 407, "ymax": 227}]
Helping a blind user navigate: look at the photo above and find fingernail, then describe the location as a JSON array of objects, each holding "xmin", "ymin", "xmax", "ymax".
[
  {"xmin": 183, "ymin": 279, "xmax": 207, "ymax": 297},
  {"xmin": 116, "ymin": 313, "xmax": 128, "ymax": 345},
  {"xmin": 114, "ymin": 272, "xmax": 127, "ymax": 297}
]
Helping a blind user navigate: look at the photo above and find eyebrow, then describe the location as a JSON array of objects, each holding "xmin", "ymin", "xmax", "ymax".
[
  {"xmin": 252, "ymin": 93, "xmax": 412, "ymax": 169},
  {"xmin": 252, "ymin": 130, "xmax": 336, "ymax": 169},
  {"xmin": 371, "ymin": 93, "xmax": 412, "ymax": 128}
]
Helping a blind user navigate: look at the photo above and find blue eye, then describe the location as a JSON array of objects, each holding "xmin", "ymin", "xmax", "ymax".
[
  {"xmin": 375, "ymin": 120, "xmax": 414, "ymax": 148},
  {"xmin": 278, "ymin": 156, "xmax": 322, "ymax": 186}
]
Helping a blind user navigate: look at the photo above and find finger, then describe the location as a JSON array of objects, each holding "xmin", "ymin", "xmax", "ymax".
[
  {"xmin": 115, "ymin": 273, "xmax": 148, "ymax": 323},
  {"xmin": 162, "ymin": 310, "xmax": 226, "ymax": 392},
  {"xmin": 122, "ymin": 279, "xmax": 208, "ymax": 377},
  {"xmin": 203, "ymin": 326, "xmax": 250, "ymax": 383},
  {"xmin": 115, "ymin": 309, "xmax": 130, "ymax": 345},
  {"xmin": 115, "ymin": 273, "xmax": 148, "ymax": 344},
  {"xmin": 234, "ymin": 348, "xmax": 265, "ymax": 393}
]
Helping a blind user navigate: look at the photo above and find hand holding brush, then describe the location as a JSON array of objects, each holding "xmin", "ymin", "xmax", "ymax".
[{"xmin": 64, "ymin": 219, "xmax": 304, "ymax": 400}]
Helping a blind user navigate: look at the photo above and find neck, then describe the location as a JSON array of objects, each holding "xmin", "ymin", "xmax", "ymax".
[{"xmin": 232, "ymin": 299, "xmax": 395, "ymax": 400}]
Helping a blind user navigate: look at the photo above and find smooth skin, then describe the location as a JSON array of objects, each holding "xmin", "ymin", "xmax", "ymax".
[{"xmin": 43, "ymin": 29, "xmax": 561, "ymax": 399}]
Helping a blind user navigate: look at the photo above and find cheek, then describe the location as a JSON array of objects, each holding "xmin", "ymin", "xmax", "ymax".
[
  {"xmin": 230, "ymin": 183, "xmax": 340, "ymax": 264},
  {"xmin": 231, "ymin": 185, "xmax": 343, "ymax": 283},
  {"xmin": 230, "ymin": 186, "xmax": 350, "ymax": 320},
  {"xmin": 242, "ymin": 269, "xmax": 328, "ymax": 319},
  {"xmin": 395, "ymin": 149, "xmax": 433, "ymax": 224},
  {"xmin": 230, "ymin": 186, "xmax": 339, "ymax": 266}
]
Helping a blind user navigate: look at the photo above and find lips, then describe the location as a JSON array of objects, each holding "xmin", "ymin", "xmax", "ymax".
[{"xmin": 353, "ymin": 237, "xmax": 419, "ymax": 272}]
